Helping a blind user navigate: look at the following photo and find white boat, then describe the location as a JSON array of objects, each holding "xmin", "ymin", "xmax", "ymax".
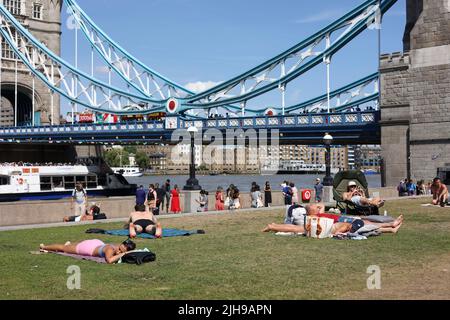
[
  {"xmin": 0, "ymin": 158, "xmax": 137, "ymax": 202},
  {"xmin": 261, "ymin": 160, "xmax": 340, "ymax": 175},
  {"xmin": 111, "ymin": 166, "xmax": 144, "ymax": 177}
]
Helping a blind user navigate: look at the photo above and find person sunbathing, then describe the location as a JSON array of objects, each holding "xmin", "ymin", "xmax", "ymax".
[
  {"xmin": 431, "ymin": 177, "xmax": 449, "ymax": 207},
  {"xmin": 39, "ymin": 239, "xmax": 136, "ymax": 264},
  {"xmin": 128, "ymin": 204, "xmax": 163, "ymax": 239},
  {"xmin": 63, "ymin": 204, "xmax": 100, "ymax": 223},
  {"xmin": 342, "ymin": 181, "xmax": 385, "ymax": 208},
  {"xmin": 263, "ymin": 204, "xmax": 403, "ymax": 235}
]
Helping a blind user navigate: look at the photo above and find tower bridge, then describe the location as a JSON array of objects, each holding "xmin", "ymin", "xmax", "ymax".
[{"xmin": 0, "ymin": 0, "xmax": 448, "ymax": 186}]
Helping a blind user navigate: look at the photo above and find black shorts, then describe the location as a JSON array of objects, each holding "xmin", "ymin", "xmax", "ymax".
[{"xmin": 133, "ymin": 219, "xmax": 156, "ymax": 232}]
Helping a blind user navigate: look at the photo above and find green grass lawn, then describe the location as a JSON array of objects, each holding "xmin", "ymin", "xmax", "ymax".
[{"xmin": 1, "ymin": 198, "xmax": 450, "ymax": 300}]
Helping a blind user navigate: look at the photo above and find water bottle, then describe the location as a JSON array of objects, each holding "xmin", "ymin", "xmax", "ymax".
[{"xmin": 384, "ymin": 210, "xmax": 387, "ymax": 216}]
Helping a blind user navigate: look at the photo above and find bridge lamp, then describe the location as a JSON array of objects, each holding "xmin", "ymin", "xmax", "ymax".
[
  {"xmin": 183, "ymin": 126, "xmax": 202, "ymax": 191},
  {"xmin": 323, "ymin": 133, "xmax": 334, "ymax": 187}
]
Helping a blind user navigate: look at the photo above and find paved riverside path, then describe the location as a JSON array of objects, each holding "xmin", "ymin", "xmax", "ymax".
[
  {"xmin": 0, "ymin": 195, "xmax": 431, "ymax": 232},
  {"xmin": 0, "ymin": 205, "xmax": 290, "ymax": 232}
]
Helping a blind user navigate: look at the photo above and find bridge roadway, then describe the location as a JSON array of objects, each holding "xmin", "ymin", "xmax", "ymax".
[{"xmin": 0, "ymin": 111, "xmax": 380, "ymax": 145}]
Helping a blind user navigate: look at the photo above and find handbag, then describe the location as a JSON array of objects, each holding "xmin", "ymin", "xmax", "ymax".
[{"xmin": 256, "ymin": 198, "xmax": 264, "ymax": 208}]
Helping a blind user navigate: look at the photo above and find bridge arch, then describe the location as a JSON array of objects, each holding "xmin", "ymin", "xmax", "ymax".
[{"xmin": 0, "ymin": 83, "xmax": 43, "ymax": 127}]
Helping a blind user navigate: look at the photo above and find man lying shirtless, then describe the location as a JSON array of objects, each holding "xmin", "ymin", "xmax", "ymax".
[
  {"xmin": 263, "ymin": 204, "xmax": 403, "ymax": 235},
  {"xmin": 128, "ymin": 204, "xmax": 163, "ymax": 238},
  {"xmin": 342, "ymin": 181, "xmax": 385, "ymax": 208}
]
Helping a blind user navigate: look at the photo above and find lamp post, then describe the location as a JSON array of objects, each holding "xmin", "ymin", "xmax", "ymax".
[
  {"xmin": 183, "ymin": 126, "xmax": 202, "ymax": 191},
  {"xmin": 323, "ymin": 133, "xmax": 334, "ymax": 186}
]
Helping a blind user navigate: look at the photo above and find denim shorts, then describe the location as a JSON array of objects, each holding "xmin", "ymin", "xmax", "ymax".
[{"xmin": 338, "ymin": 216, "xmax": 359, "ymax": 223}]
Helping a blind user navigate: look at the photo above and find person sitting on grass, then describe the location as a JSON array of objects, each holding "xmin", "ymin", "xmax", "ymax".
[
  {"xmin": 63, "ymin": 204, "xmax": 100, "ymax": 223},
  {"xmin": 127, "ymin": 204, "xmax": 163, "ymax": 239},
  {"xmin": 343, "ymin": 181, "xmax": 385, "ymax": 208},
  {"xmin": 263, "ymin": 204, "xmax": 403, "ymax": 235},
  {"xmin": 39, "ymin": 239, "xmax": 136, "ymax": 264},
  {"xmin": 431, "ymin": 177, "xmax": 449, "ymax": 207}
]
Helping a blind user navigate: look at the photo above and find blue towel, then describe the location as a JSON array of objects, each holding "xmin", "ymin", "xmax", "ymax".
[{"xmin": 104, "ymin": 228, "xmax": 204, "ymax": 239}]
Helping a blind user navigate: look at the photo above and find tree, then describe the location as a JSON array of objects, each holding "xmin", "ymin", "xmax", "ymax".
[
  {"xmin": 123, "ymin": 146, "xmax": 137, "ymax": 154},
  {"xmin": 135, "ymin": 151, "xmax": 150, "ymax": 169},
  {"xmin": 104, "ymin": 149, "xmax": 130, "ymax": 167}
]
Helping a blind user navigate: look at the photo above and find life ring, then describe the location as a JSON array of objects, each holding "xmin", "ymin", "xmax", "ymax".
[{"xmin": 18, "ymin": 178, "xmax": 24, "ymax": 185}]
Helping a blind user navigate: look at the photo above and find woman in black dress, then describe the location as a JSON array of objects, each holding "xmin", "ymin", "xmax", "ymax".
[{"xmin": 264, "ymin": 181, "xmax": 272, "ymax": 207}]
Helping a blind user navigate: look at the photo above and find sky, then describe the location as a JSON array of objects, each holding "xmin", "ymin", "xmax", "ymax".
[{"xmin": 60, "ymin": 0, "xmax": 406, "ymax": 114}]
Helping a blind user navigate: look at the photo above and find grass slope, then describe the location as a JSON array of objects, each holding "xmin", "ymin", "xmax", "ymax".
[{"xmin": 1, "ymin": 198, "xmax": 449, "ymax": 300}]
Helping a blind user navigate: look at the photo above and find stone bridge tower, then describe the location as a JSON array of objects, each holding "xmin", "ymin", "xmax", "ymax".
[
  {"xmin": 380, "ymin": 0, "xmax": 450, "ymax": 186},
  {"xmin": 0, "ymin": 0, "xmax": 62, "ymax": 127}
]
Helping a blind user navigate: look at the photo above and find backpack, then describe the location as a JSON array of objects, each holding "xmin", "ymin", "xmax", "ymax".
[
  {"xmin": 285, "ymin": 204, "xmax": 306, "ymax": 225},
  {"xmin": 121, "ymin": 251, "xmax": 156, "ymax": 265},
  {"xmin": 93, "ymin": 213, "xmax": 107, "ymax": 220}
]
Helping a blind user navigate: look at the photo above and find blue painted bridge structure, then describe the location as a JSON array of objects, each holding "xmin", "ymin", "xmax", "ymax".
[
  {"xmin": 0, "ymin": 111, "xmax": 380, "ymax": 145},
  {"xmin": 0, "ymin": 0, "xmax": 397, "ymax": 148}
]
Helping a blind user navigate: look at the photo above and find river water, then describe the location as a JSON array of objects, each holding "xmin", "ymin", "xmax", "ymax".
[{"xmin": 128, "ymin": 174, "xmax": 381, "ymax": 192}]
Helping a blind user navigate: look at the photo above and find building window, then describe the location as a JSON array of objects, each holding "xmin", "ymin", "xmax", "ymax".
[
  {"xmin": 33, "ymin": 3, "xmax": 42, "ymax": 19},
  {"xmin": 4, "ymin": 0, "xmax": 22, "ymax": 15},
  {"xmin": 1, "ymin": 30, "xmax": 18, "ymax": 60}
]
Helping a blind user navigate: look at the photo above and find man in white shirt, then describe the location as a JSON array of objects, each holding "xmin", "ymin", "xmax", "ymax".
[{"xmin": 71, "ymin": 183, "xmax": 87, "ymax": 217}]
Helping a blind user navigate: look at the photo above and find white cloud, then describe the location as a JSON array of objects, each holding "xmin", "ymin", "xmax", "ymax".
[
  {"xmin": 95, "ymin": 66, "xmax": 110, "ymax": 74},
  {"xmin": 294, "ymin": 9, "xmax": 344, "ymax": 24},
  {"xmin": 184, "ymin": 81, "xmax": 222, "ymax": 93}
]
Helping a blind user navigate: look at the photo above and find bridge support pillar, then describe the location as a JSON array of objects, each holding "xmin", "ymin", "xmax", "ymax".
[
  {"xmin": 322, "ymin": 186, "xmax": 334, "ymax": 204},
  {"xmin": 381, "ymin": 0, "xmax": 450, "ymax": 186},
  {"xmin": 183, "ymin": 191, "xmax": 201, "ymax": 214}
]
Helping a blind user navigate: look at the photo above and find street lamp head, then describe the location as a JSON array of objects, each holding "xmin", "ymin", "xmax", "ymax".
[
  {"xmin": 187, "ymin": 126, "xmax": 198, "ymax": 133},
  {"xmin": 323, "ymin": 133, "xmax": 333, "ymax": 145}
]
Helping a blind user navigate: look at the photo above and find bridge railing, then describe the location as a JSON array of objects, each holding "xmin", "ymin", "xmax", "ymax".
[
  {"xmin": 0, "ymin": 120, "xmax": 165, "ymax": 137},
  {"xmin": 179, "ymin": 111, "xmax": 379, "ymax": 130},
  {"xmin": 0, "ymin": 111, "xmax": 379, "ymax": 139}
]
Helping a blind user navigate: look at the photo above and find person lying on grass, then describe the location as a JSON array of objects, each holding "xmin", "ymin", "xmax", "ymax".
[
  {"xmin": 127, "ymin": 204, "xmax": 163, "ymax": 239},
  {"xmin": 343, "ymin": 181, "xmax": 385, "ymax": 208},
  {"xmin": 39, "ymin": 239, "xmax": 136, "ymax": 264},
  {"xmin": 63, "ymin": 204, "xmax": 99, "ymax": 223},
  {"xmin": 262, "ymin": 204, "xmax": 404, "ymax": 235}
]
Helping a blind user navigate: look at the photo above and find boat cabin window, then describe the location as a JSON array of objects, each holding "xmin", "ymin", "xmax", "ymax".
[
  {"xmin": 64, "ymin": 176, "xmax": 75, "ymax": 190},
  {"xmin": 87, "ymin": 175, "xmax": 98, "ymax": 189},
  {"xmin": 40, "ymin": 177, "xmax": 52, "ymax": 191},
  {"xmin": 52, "ymin": 177, "xmax": 64, "ymax": 188},
  {"xmin": 76, "ymin": 176, "xmax": 87, "ymax": 186},
  {"xmin": 0, "ymin": 176, "xmax": 9, "ymax": 185}
]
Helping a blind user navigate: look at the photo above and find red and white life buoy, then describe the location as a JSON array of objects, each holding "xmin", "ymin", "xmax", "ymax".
[
  {"xmin": 166, "ymin": 98, "xmax": 179, "ymax": 114},
  {"xmin": 265, "ymin": 108, "xmax": 277, "ymax": 116}
]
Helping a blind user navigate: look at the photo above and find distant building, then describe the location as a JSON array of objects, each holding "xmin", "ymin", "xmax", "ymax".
[{"xmin": 357, "ymin": 145, "xmax": 382, "ymax": 172}]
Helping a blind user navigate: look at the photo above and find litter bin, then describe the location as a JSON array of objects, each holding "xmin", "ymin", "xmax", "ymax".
[{"xmin": 301, "ymin": 189, "xmax": 312, "ymax": 203}]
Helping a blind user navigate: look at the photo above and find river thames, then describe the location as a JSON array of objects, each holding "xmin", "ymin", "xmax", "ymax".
[{"xmin": 128, "ymin": 174, "xmax": 381, "ymax": 192}]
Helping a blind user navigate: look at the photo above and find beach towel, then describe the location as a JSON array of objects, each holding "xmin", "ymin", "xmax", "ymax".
[
  {"xmin": 275, "ymin": 232, "xmax": 304, "ymax": 237},
  {"xmin": 31, "ymin": 249, "xmax": 155, "ymax": 264},
  {"xmin": 30, "ymin": 251, "xmax": 106, "ymax": 264},
  {"xmin": 86, "ymin": 228, "xmax": 205, "ymax": 239}
]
